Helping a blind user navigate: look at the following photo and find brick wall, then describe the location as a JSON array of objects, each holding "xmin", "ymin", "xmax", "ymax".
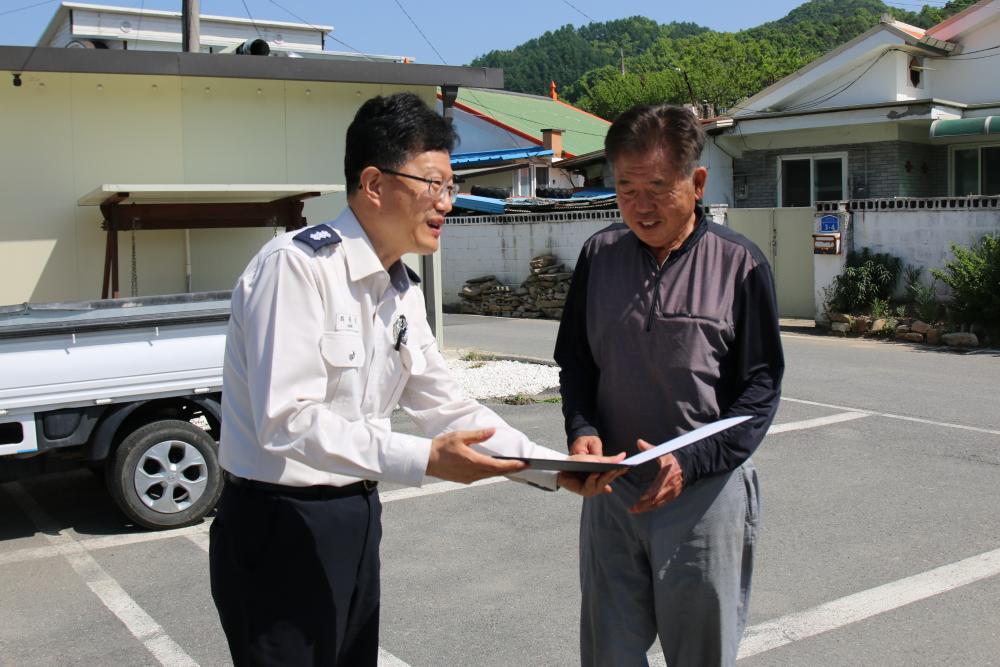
[{"xmin": 733, "ymin": 141, "xmax": 947, "ymax": 208}]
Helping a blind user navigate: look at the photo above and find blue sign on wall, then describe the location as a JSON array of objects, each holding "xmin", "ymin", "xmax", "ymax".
[{"xmin": 820, "ymin": 215, "xmax": 839, "ymax": 233}]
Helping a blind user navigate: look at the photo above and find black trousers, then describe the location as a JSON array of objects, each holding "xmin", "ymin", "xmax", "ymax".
[{"xmin": 209, "ymin": 481, "xmax": 382, "ymax": 667}]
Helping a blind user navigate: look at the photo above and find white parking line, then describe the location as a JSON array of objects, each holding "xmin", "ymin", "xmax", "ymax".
[
  {"xmin": 379, "ymin": 476, "xmax": 508, "ymax": 504},
  {"xmin": 378, "ymin": 646, "xmax": 413, "ymax": 667},
  {"xmin": 782, "ymin": 397, "xmax": 1000, "ymax": 436},
  {"xmin": 1, "ymin": 482, "xmax": 201, "ymax": 667},
  {"xmin": 645, "ymin": 546, "xmax": 1000, "ymax": 664},
  {"xmin": 767, "ymin": 412, "xmax": 870, "ymax": 434},
  {"xmin": 737, "ymin": 546, "xmax": 1000, "ymax": 659}
]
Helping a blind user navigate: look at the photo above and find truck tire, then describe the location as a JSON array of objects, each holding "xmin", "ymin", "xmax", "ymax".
[{"xmin": 107, "ymin": 420, "xmax": 223, "ymax": 530}]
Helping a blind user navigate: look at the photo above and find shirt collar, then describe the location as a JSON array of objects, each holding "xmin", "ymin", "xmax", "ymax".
[
  {"xmin": 635, "ymin": 203, "xmax": 708, "ymax": 263},
  {"xmin": 330, "ymin": 206, "xmax": 412, "ymax": 293}
]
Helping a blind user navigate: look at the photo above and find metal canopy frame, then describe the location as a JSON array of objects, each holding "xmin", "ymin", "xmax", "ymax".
[{"xmin": 80, "ymin": 185, "xmax": 341, "ymax": 299}]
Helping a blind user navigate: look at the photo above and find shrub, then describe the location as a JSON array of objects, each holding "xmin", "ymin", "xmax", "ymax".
[
  {"xmin": 932, "ymin": 233, "xmax": 1000, "ymax": 331},
  {"xmin": 828, "ymin": 248, "xmax": 904, "ymax": 314},
  {"xmin": 905, "ymin": 265, "xmax": 941, "ymax": 323}
]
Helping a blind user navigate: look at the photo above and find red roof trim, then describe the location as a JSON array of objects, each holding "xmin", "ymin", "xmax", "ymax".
[{"xmin": 439, "ymin": 92, "xmax": 578, "ymax": 159}]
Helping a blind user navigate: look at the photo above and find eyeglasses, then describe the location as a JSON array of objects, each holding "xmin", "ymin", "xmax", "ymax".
[{"xmin": 368, "ymin": 168, "xmax": 459, "ymax": 204}]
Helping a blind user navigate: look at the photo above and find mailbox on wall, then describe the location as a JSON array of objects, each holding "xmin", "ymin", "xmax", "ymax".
[{"xmin": 813, "ymin": 233, "xmax": 841, "ymax": 255}]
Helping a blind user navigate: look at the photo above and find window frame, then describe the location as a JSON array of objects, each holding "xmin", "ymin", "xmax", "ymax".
[
  {"xmin": 776, "ymin": 152, "xmax": 849, "ymax": 207},
  {"xmin": 947, "ymin": 142, "xmax": 1000, "ymax": 196}
]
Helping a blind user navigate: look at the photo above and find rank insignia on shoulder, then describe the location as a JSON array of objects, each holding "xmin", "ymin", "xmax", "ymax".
[{"xmin": 294, "ymin": 224, "xmax": 342, "ymax": 251}]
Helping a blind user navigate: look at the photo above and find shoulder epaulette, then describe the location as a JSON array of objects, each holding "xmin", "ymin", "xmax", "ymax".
[
  {"xmin": 405, "ymin": 265, "xmax": 421, "ymax": 284},
  {"xmin": 293, "ymin": 224, "xmax": 342, "ymax": 251}
]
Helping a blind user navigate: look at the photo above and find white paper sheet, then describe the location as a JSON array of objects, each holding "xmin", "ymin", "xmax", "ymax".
[{"xmin": 621, "ymin": 415, "xmax": 752, "ymax": 466}]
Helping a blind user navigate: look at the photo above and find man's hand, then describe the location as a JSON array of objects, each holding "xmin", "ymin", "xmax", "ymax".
[
  {"xmin": 629, "ymin": 440, "xmax": 684, "ymax": 514},
  {"xmin": 570, "ymin": 435, "xmax": 603, "ymax": 456},
  {"xmin": 558, "ymin": 452, "xmax": 627, "ymax": 497},
  {"xmin": 426, "ymin": 428, "xmax": 528, "ymax": 484}
]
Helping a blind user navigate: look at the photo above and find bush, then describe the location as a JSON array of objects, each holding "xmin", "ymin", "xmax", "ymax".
[
  {"xmin": 828, "ymin": 247, "xmax": 904, "ymax": 314},
  {"xmin": 932, "ymin": 233, "xmax": 1000, "ymax": 331},
  {"xmin": 905, "ymin": 265, "xmax": 941, "ymax": 323}
]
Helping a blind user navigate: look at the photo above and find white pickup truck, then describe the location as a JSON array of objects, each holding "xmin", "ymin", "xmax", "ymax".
[{"xmin": 0, "ymin": 292, "xmax": 231, "ymax": 529}]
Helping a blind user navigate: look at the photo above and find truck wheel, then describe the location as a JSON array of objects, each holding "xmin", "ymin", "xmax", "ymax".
[{"xmin": 107, "ymin": 420, "xmax": 223, "ymax": 530}]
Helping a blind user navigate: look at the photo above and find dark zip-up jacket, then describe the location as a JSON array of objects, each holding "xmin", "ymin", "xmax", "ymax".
[{"xmin": 554, "ymin": 207, "xmax": 784, "ymax": 486}]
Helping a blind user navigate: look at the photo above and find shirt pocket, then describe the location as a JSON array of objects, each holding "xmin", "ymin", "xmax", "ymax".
[{"xmin": 320, "ymin": 332, "xmax": 366, "ymax": 413}]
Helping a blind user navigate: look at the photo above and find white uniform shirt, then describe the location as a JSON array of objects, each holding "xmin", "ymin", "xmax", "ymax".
[{"xmin": 220, "ymin": 207, "xmax": 565, "ymax": 490}]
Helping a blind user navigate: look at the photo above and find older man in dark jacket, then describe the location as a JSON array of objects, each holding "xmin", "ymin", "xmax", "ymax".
[{"xmin": 555, "ymin": 104, "xmax": 784, "ymax": 667}]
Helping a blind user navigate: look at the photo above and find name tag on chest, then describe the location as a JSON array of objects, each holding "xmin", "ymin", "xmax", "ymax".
[{"xmin": 335, "ymin": 313, "xmax": 360, "ymax": 332}]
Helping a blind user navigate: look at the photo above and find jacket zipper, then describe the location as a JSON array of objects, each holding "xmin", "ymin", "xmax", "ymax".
[{"xmin": 644, "ymin": 249, "xmax": 666, "ymax": 333}]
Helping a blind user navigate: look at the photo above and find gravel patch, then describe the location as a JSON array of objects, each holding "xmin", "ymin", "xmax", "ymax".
[{"xmin": 446, "ymin": 358, "xmax": 560, "ymax": 400}]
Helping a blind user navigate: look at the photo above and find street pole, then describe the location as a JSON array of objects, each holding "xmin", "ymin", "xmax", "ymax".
[{"xmin": 182, "ymin": 0, "xmax": 200, "ymax": 53}]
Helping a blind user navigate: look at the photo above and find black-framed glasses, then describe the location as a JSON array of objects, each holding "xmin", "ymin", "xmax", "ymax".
[{"xmin": 367, "ymin": 168, "xmax": 459, "ymax": 204}]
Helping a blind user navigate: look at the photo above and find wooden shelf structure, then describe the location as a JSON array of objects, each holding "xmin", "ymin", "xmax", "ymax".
[{"xmin": 78, "ymin": 184, "xmax": 344, "ymax": 298}]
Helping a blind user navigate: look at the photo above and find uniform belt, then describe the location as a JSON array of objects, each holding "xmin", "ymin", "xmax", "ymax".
[{"xmin": 223, "ymin": 471, "xmax": 377, "ymax": 498}]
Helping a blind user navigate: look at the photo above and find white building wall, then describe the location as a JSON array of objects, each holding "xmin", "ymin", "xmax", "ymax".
[
  {"xmin": 852, "ymin": 206, "xmax": 1000, "ymax": 298},
  {"xmin": 926, "ymin": 18, "xmax": 1000, "ymax": 105},
  {"xmin": 440, "ymin": 213, "xmax": 623, "ymax": 308}
]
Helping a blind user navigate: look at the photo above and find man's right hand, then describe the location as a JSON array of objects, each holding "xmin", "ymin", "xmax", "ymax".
[
  {"xmin": 570, "ymin": 435, "xmax": 603, "ymax": 457},
  {"xmin": 426, "ymin": 428, "xmax": 529, "ymax": 484}
]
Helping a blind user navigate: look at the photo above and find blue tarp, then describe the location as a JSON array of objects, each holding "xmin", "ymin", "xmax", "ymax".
[
  {"xmin": 451, "ymin": 148, "xmax": 554, "ymax": 167},
  {"xmin": 453, "ymin": 194, "xmax": 506, "ymax": 214},
  {"xmin": 571, "ymin": 187, "xmax": 615, "ymax": 198}
]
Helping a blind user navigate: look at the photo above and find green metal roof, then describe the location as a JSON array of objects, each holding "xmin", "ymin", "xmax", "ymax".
[{"xmin": 456, "ymin": 88, "xmax": 610, "ymax": 157}]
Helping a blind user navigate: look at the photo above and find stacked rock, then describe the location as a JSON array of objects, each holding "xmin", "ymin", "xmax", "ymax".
[
  {"xmin": 457, "ymin": 256, "xmax": 573, "ymax": 319},
  {"xmin": 517, "ymin": 255, "xmax": 573, "ymax": 319}
]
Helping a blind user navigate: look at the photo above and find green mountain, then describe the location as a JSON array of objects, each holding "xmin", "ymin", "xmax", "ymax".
[
  {"xmin": 468, "ymin": 0, "xmax": 979, "ymax": 120},
  {"xmin": 468, "ymin": 17, "xmax": 711, "ymax": 99}
]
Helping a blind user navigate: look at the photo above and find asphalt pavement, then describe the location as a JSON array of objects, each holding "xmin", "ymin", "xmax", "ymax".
[{"xmin": 1, "ymin": 315, "xmax": 998, "ymax": 667}]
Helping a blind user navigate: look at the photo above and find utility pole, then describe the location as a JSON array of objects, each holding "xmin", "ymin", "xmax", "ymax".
[
  {"xmin": 182, "ymin": 0, "xmax": 200, "ymax": 53},
  {"xmin": 620, "ymin": 48, "xmax": 625, "ymax": 77}
]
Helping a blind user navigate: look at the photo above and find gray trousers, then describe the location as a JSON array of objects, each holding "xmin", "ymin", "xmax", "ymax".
[{"xmin": 579, "ymin": 461, "xmax": 761, "ymax": 667}]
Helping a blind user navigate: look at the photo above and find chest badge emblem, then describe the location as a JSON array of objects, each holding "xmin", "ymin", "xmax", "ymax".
[{"xmin": 393, "ymin": 315, "xmax": 409, "ymax": 351}]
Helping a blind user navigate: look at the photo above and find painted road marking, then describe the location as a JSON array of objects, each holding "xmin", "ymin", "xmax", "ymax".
[
  {"xmin": 737, "ymin": 546, "xmax": 1000, "ymax": 659},
  {"xmin": 2, "ymin": 482, "xmax": 200, "ymax": 667},
  {"xmin": 767, "ymin": 411, "xmax": 870, "ymax": 434},
  {"xmin": 378, "ymin": 646, "xmax": 413, "ymax": 667},
  {"xmin": 379, "ymin": 476, "xmax": 508, "ymax": 504},
  {"xmin": 782, "ymin": 397, "xmax": 1000, "ymax": 436},
  {"xmin": 645, "ymin": 546, "xmax": 1000, "ymax": 664}
]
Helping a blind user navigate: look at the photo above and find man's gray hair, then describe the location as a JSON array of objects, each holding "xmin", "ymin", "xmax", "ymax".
[{"xmin": 604, "ymin": 104, "xmax": 707, "ymax": 177}]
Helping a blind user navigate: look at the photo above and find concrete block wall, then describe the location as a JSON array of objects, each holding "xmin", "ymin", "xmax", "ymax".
[
  {"xmin": 733, "ymin": 141, "xmax": 948, "ymax": 208},
  {"xmin": 441, "ymin": 212, "xmax": 623, "ymax": 309},
  {"xmin": 852, "ymin": 206, "xmax": 1000, "ymax": 298}
]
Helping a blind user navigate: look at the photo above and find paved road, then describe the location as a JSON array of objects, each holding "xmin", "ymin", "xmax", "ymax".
[{"xmin": 1, "ymin": 318, "xmax": 998, "ymax": 666}]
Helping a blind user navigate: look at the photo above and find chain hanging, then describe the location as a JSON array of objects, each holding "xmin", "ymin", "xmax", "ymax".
[
  {"xmin": 131, "ymin": 228, "xmax": 138, "ymax": 297},
  {"xmin": 273, "ymin": 216, "xmax": 280, "ymax": 237}
]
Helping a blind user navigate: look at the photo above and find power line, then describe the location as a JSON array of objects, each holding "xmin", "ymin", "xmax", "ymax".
[
  {"xmin": 392, "ymin": 0, "xmax": 447, "ymax": 65},
  {"xmin": 263, "ymin": 0, "xmax": 374, "ymax": 60},
  {"xmin": 0, "ymin": 0, "xmax": 56, "ymax": 17},
  {"xmin": 240, "ymin": 0, "xmax": 263, "ymax": 39}
]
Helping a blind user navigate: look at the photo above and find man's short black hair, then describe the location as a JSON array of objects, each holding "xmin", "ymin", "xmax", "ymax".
[
  {"xmin": 604, "ymin": 104, "xmax": 706, "ymax": 177},
  {"xmin": 345, "ymin": 92, "xmax": 459, "ymax": 192}
]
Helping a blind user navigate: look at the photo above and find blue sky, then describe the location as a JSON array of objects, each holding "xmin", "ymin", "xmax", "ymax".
[
  {"xmin": 1, "ymin": 0, "xmax": 818, "ymax": 63},
  {"xmin": 0, "ymin": 0, "xmax": 944, "ymax": 65}
]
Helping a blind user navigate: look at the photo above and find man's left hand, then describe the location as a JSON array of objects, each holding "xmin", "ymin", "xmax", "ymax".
[
  {"xmin": 558, "ymin": 453, "xmax": 627, "ymax": 497},
  {"xmin": 628, "ymin": 440, "xmax": 684, "ymax": 514}
]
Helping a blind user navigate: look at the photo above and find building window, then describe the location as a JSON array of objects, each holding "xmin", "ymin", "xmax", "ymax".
[
  {"xmin": 778, "ymin": 153, "xmax": 847, "ymax": 206},
  {"xmin": 950, "ymin": 144, "xmax": 1000, "ymax": 196},
  {"xmin": 513, "ymin": 165, "xmax": 550, "ymax": 197}
]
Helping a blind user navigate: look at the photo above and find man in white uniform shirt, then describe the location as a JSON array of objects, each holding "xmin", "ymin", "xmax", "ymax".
[{"xmin": 210, "ymin": 93, "xmax": 624, "ymax": 667}]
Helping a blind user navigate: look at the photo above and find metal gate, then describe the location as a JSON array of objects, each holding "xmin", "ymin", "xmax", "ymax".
[{"xmin": 727, "ymin": 207, "xmax": 815, "ymax": 319}]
